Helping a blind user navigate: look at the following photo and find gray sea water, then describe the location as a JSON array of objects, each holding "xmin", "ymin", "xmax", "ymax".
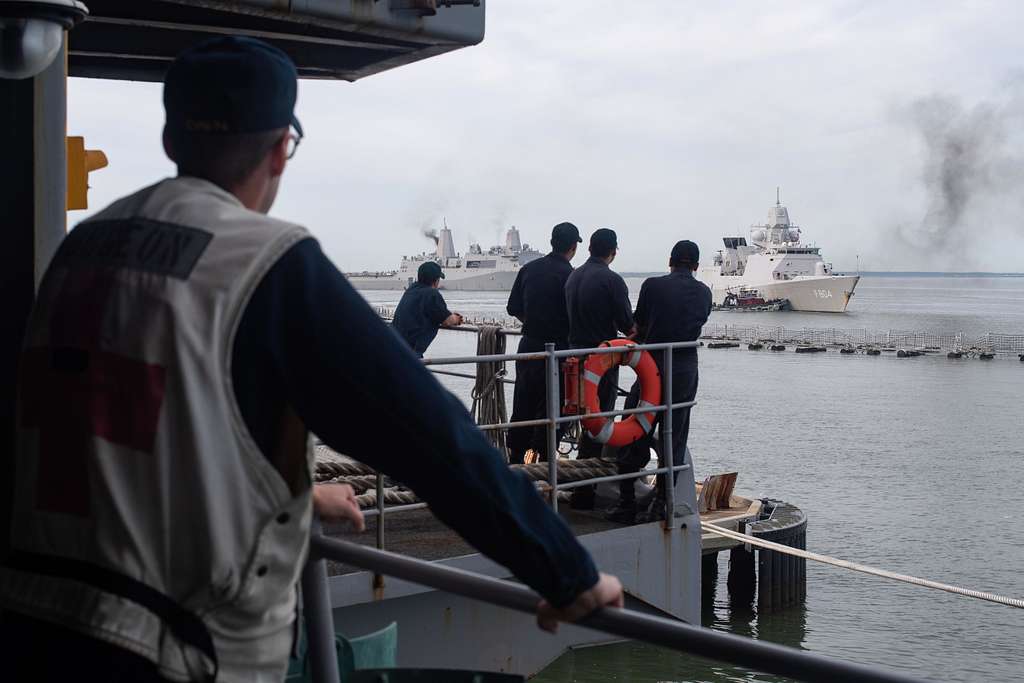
[{"xmin": 358, "ymin": 276, "xmax": 1024, "ymax": 683}]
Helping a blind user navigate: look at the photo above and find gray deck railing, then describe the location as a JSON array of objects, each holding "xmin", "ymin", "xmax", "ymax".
[
  {"xmin": 302, "ymin": 334, "xmax": 932, "ymax": 683},
  {"xmin": 421, "ymin": 339, "xmax": 696, "ymax": 521},
  {"xmin": 358, "ymin": 335, "xmax": 699, "ymax": 543}
]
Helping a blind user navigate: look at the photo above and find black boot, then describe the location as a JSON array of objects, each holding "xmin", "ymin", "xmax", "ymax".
[
  {"xmin": 637, "ymin": 498, "xmax": 667, "ymax": 523},
  {"xmin": 569, "ymin": 486, "xmax": 595, "ymax": 510},
  {"xmin": 604, "ymin": 499, "xmax": 637, "ymax": 524}
]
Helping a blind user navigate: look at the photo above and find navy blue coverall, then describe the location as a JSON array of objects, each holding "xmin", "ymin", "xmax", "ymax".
[
  {"xmin": 506, "ymin": 253, "xmax": 573, "ymax": 464},
  {"xmin": 391, "ymin": 281, "xmax": 453, "ymax": 357},
  {"xmin": 617, "ymin": 269, "xmax": 712, "ymax": 506},
  {"xmin": 565, "ymin": 256, "xmax": 635, "ymax": 463}
]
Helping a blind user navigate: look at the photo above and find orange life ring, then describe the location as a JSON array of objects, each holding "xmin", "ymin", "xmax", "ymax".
[{"xmin": 580, "ymin": 339, "xmax": 662, "ymax": 447}]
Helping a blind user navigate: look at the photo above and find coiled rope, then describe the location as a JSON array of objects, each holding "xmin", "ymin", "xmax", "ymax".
[
  {"xmin": 315, "ymin": 446, "xmax": 622, "ymax": 511},
  {"xmin": 314, "ymin": 449, "xmax": 619, "ymax": 485},
  {"xmin": 470, "ymin": 325, "xmax": 508, "ymax": 457},
  {"xmin": 702, "ymin": 522, "xmax": 1024, "ymax": 610}
]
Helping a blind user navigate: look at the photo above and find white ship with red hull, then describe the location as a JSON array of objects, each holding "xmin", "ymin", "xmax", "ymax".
[{"xmin": 698, "ymin": 195, "xmax": 859, "ymax": 313}]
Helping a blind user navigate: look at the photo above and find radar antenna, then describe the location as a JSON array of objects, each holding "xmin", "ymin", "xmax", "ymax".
[{"xmin": 776, "ymin": 186, "xmax": 781, "ymax": 206}]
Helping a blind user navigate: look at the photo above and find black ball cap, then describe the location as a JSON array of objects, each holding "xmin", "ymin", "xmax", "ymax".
[
  {"xmin": 671, "ymin": 240, "xmax": 700, "ymax": 264},
  {"xmin": 418, "ymin": 261, "xmax": 445, "ymax": 281},
  {"xmin": 164, "ymin": 36, "xmax": 303, "ymax": 137},
  {"xmin": 551, "ymin": 222, "xmax": 583, "ymax": 244},
  {"xmin": 589, "ymin": 228, "xmax": 618, "ymax": 252}
]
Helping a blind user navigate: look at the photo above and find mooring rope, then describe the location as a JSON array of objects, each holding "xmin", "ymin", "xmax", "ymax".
[
  {"xmin": 313, "ymin": 450, "xmax": 620, "ymax": 484},
  {"xmin": 355, "ymin": 488, "xmax": 420, "ymax": 508},
  {"xmin": 702, "ymin": 522, "xmax": 1024, "ymax": 610},
  {"xmin": 354, "ymin": 480, "xmax": 573, "ymax": 509},
  {"xmin": 318, "ymin": 474, "xmax": 380, "ymax": 493},
  {"xmin": 314, "ymin": 447, "xmax": 622, "ymax": 511},
  {"xmin": 470, "ymin": 325, "xmax": 508, "ymax": 457},
  {"xmin": 315, "ymin": 459, "xmax": 376, "ymax": 480}
]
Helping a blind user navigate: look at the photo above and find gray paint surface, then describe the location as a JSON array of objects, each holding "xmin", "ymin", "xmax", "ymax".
[{"xmin": 68, "ymin": 0, "xmax": 485, "ymax": 81}]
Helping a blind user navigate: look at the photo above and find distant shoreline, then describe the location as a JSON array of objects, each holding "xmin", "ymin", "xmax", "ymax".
[
  {"xmin": 847, "ymin": 271, "xmax": 1024, "ymax": 278},
  {"xmin": 620, "ymin": 271, "xmax": 1024, "ymax": 278}
]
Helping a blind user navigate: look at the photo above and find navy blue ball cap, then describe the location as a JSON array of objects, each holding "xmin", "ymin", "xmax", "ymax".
[
  {"xmin": 164, "ymin": 36, "xmax": 302, "ymax": 136},
  {"xmin": 418, "ymin": 261, "xmax": 445, "ymax": 281},
  {"xmin": 551, "ymin": 222, "xmax": 583, "ymax": 244},
  {"xmin": 671, "ymin": 240, "xmax": 700, "ymax": 264},
  {"xmin": 590, "ymin": 228, "xmax": 618, "ymax": 252}
]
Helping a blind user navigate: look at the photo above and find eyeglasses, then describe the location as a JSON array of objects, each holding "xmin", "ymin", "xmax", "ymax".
[{"xmin": 285, "ymin": 127, "xmax": 303, "ymax": 160}]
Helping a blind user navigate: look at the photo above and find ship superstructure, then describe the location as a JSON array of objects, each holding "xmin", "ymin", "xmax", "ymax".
[
  {"xmin": 699, "ymin": 194, "xmax": 859, "ymax": 312},
  {"xmin": 349, "ymin": 223, "xmax": 542, "ymax": 291}
]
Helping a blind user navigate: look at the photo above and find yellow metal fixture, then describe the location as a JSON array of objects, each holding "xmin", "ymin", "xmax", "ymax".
[{"xmin": 66, "ymin": 135, "xmax": 106, "ymax": 210}]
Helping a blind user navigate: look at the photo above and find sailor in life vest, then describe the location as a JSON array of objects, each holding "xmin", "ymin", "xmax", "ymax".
[{"xmin": 0, "ymin": 37, "xmax": 623, "ymax": 682}]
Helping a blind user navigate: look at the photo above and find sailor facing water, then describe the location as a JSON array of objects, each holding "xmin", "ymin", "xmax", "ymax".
[
  {"xmin": 0, "ymin": 38, "xmax": 622, "ymax": 683},
  {"xmin": 564, "ymin": 228, "xmax": 636, "ymax": 510},
  {"xmin": 606, "ymin": 240, "xmax": 712, "ymax": 524},
  {"xmin": 506, "ymin": 222, "xmax": 581, "ymax": 464},
  {"xmin": 391, "ymin": 261, "xmax": 463, "ymax": 357}
]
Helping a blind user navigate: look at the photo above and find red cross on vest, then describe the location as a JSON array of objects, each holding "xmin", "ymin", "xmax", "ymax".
[{"xmin": 19, "ymin": 267, "xmax": 167, "ymax": 517}]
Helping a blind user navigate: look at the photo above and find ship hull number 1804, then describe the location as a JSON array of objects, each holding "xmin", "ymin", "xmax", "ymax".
[{"xmin": 813, "ymin": 289, "xmax": 834, "ymax": 299}]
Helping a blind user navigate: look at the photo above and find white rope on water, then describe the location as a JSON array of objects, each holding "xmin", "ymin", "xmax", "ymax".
[{"xmin": 702, "ymin": 522, "xmax": 1024, "ymax": 610}]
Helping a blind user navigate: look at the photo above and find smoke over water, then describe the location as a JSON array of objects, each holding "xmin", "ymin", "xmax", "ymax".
[{"xmin": 901, "ymin": 80, "xmax": 1024, "ymax": 255}]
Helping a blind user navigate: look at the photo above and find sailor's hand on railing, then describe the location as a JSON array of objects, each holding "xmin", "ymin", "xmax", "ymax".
[
  {"xmin": 312, "ymin": 483, "xmax": 366, "ymax": 532},
  {"xmin": 536, "ymin": 572, "xmax": 624, "ymax": 633}
]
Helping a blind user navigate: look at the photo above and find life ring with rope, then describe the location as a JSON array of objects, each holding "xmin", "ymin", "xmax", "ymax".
[{"xmin": 580, "ymin": 339, "xmax": 662, "ymax": 447}]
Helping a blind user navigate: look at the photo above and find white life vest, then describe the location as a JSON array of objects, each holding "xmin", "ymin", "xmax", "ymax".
[{"xmin": 0, "ymin": 177, "xmax": 315, "ymax": 682}]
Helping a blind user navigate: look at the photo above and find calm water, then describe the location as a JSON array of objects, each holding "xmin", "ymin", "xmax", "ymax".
[{"xmin": 359, "ymin": 276, "xmax": 1024, "ymax": 683}]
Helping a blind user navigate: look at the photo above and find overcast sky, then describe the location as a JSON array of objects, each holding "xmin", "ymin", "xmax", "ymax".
[{"xmin": 69, "ymin": 1, "xmax": 1024, "ymax": 273}]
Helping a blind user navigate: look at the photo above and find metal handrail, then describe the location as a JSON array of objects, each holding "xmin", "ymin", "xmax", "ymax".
[
  {"xmin": 307, "ymin": 535, "xmax": 930, "ymax": 683},
  {"xmin": 477, "ymin": 401, "xmax": 696, "ymax": 431},
  {"xmin": 553, "ymin": 399, "xmax": 696, "ymax": 424},
  {"xmin": 556, "ymin": 463, "xmax": 690, "ymax": 490},
  {"xmin": 374, "ymin": 338, "xmax": 700, "ymax": 521},
  {"xmin": 422, "ymin": 339, "xmax": 700, "ymax": 366}
]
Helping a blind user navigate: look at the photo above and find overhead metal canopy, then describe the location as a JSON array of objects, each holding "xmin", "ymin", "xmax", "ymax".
[{"xmin": 69, "ymin": 0, "xmax": 486, "ymax": 82}]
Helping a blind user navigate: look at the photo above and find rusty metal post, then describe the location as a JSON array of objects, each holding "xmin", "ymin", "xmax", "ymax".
[
  {"xmin": 660, "ymin": 346, "xmax": 674, "ymax": 527},
  {"xmin": 374, "ymin": 471, "xmax": 385, "ymax": 593},
  {"xmin": 545, "ymin": 343, "xmax": 559, "ymax": 511},
  {"xmin": 375, "ymin": 473, "xmax": 385, "ymax": 549}
]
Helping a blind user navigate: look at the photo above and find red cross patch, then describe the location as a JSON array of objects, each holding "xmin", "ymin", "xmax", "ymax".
[{"xmin": 19, "ymin": 267, "xmax": 167, "ymax": 517}]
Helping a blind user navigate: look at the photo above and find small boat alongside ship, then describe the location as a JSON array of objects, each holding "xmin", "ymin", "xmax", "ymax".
[
  {"xmin": 347, "ymin": 223, "xmax": 541, "ymax": 291},
  {"xmin": 699, "ymin": 193, "xmax": 859, "ymax": 312},
  {"xmin": 714, "ymin": 287, "xmax": 791, "ymax": 312}
]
